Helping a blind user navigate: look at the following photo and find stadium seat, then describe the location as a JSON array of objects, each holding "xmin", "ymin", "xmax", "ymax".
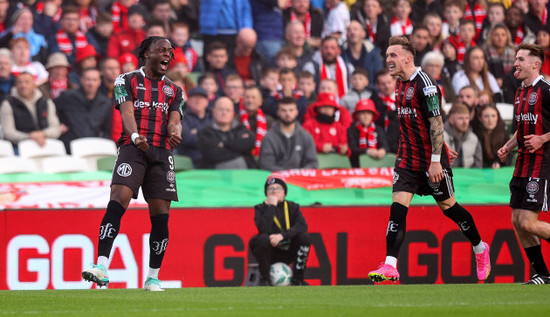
[
  {"xmin": 359, "ymin": 153, "xmax": 396, "ymax": 168},
  {"xmin": 173, "ymin": 154, "xmax": 194, "ymax": 171},
  {"xmin": 0, "ymin": 157, "xmax": 39, "ymax": 174},
  {"xmin": 18, "ymin": 139, "xmax": 67, "ymax": 171},
  {"xmin": 41, "ymin": 156, "xmax": 90, "ymax": 173},
  {"xmin": 96, "ymin": 156, "xmax": 117, "ymax": 171},
  {"xmin": 496, "ymin": 103, "xmax": 514, "ymax": 122},
  {"xmin": 317, "ymin": 153, "xmax": 352, "ymax": 169},
  {"xmin": 0, "ymin": 139, "xmax": 15, "ymax": 157},
  {"xmin": 70, "ymin": 138, "xmax": 118, "ymax": 171}
]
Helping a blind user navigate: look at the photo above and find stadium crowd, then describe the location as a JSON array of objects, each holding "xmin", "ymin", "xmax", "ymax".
[{"xmin": 0, "ymin": 0, "xmax": 545, "ymax": 171}]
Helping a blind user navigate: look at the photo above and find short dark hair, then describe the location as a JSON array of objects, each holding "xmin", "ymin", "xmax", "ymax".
[
  {"xmin": 459, "ymin": 18, "xmax": 475, "ymax": 28},
  {"xmin": 389, "ymin": 36, "xmax": 416, "ymax": 56},
  {"xmin": 374, "ymin": 69, "xmax": 390, "ymax": 83},
  {"xmin": 261, "ymin": 67, "xmax": 279, "ymax": 79},
  {"xmin": 279, "ymin": 67, "xmax": 295, "ymax": 77},
  {"xmin": 198, "ymin": 72, "xmax": 217, "ymax": 85},
  {"xmin": 412, "ymin": 25, "xmax": 430, "ymax": 34},
  {"xmin": 352, "ymin": 68, "xmax": 369, "ymax": 78},
  {"xmin": 518, "ymin": 43, "xmax": 546, "ymax": 64},
  {"xmin": 276, "ymin": 46, "xmax": 297, "ymax": 60},
  {"xmin": 298, "ymin": 71, "xmax": 314, "ymax": 80},
  {"xmin": 278, "ymin": 96, "xmax": 297, "ymax": 108},
  {"xmin": 61, "ymin": 6, "xmax": 79, "ymax": 18},
  {"xmin": 206, "ymin": 41, "xmax": 227, "ymax": 55},
  {"xmin": 321, "ymin": 35, "xmax": 339, "ymax": 46}
]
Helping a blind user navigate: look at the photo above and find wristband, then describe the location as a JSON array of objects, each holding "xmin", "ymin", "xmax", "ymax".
[
  {"xmin": 131, "ymin": 133, "xmax": 139, "ymax": 144},
  {"xmin": 431, "ymin": 154, "xmax": 441, "ymax": 162}
]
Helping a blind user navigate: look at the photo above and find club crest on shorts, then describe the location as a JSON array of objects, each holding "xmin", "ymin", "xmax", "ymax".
[
  {"xmin": 166, "ymin": 170, "xmax": 176, "ymax": 183},
  {"xmin": 163, "ymin": 85, "xmax": 174, "ymax": 97},
  {"xmin": 427, "ymin": 178, "xmax": 440, "ymax": 189},
  {"xmin": 406, "ymin": 87, "xmax": 415, "ymax": 100},
  {"xmin": 528, "ymin": 92, "xmax": 538, "ymax": 105},
  {"xmin": 526, "ymin": 180, "xmax": 539, "ymax": 195},
  {"xmin": 117, "ymin": 163, "xmax": 132, "ymax": 177},
  {"xmin": 393, "ymin": 172, "xmax": 399, "ymax": 184}
]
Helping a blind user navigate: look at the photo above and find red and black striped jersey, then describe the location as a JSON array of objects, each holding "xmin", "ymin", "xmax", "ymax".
[
  {"xmin": 114, "ymin": 67, "xmax": 185, "ymax": 149},
  {"xmin": 513, "ymin": 75, "xmax": 550, "ymax": 178},
  {"xmin": 395, "ymin": 68, "xmax": 450, "ymax": 171}
]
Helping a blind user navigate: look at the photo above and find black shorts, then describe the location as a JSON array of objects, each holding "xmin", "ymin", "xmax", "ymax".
[
  {"xmin": 392, "ymin": 167, "xmax": 454, "ymax": 201},
  {"xmin": 112, "ymin": 145, "xmax": 178, "ymax": 201},
  {"xmin": 509, "ymin": 177, "xmax": 549, "ymax": 212}
]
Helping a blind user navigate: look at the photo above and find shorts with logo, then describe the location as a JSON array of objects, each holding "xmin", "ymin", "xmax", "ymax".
[
  {"xmin": 392, "ymin": 167, "xmax": 454, "ymax": 201},
  {"xmin": 509, "ymin": 177, "xmax": 549, "ymax": 212},
  {"xmin": 112, "ymin": 144, "xmax": 178, "ymax": 201}
]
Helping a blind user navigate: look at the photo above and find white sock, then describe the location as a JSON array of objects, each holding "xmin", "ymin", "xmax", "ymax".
[
  {"xmin": 148, "ymin": 268, "xmax": 160, "ymax": 279},
  {"xmin": 473, "ymin": 241, "xmax": 485, "ymax": 254},
  {"xmin": 97, "ymin": 256, "xmax": 109, "ymax": 268},
  {"xmin": 385, "ymin": 256, "xmax": 398, "ymax": 268}
]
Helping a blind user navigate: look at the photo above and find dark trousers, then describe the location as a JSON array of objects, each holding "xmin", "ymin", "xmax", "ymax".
[{"xmin": 249, "ymin": 232, "xmax": 311, "ymax": 281}]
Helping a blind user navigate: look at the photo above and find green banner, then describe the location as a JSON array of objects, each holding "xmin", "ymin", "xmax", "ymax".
[{"xmin": 0, "ymin": 168, "xmax": 513, "ymax": 207}]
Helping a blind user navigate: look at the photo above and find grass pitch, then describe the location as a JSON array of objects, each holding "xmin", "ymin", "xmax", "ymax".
[{"xmin": 1, "ymin": 284, "xmax": 548, "ymax": 317}]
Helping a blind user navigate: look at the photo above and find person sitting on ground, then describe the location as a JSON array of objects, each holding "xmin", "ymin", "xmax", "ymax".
[
  {"xmin": 347, "ymin": 98, "xmax": 387, "ymax": 167},
  {"xmin": 249, "ymin": 174, "xmax": 311, "ymax": 286}
]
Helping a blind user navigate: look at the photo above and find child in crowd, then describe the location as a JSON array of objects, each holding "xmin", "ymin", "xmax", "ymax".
[
  {"xmin": 448, "ymin": 19, "xmax": 476, "ymax": 64},
  {"xmin": 390, "ymin": 0, "xmax": 413, "ymax": 37},
  {"xmin": 198, "ymin": 72, "xmax": 219, "ymax": 110},
  {"xmin": 478, "ymin": 2, "xmax": 506, "ymax": 45},
  {"xmin": 118, "ymin": 52, "xmax": 138, "ymax": 73},
  {"xmin": 423, "ymin": 12, "xmax": 445, "ymax": 51},
  {"xmin": 298, "ymin": 71, "xmax": 317, "ymax": 104},
  {"xmin": 111, "ymin": 0, "xmax": 138, "ymax": 32},
  {"xmin": 347, "ymin": 99, "xmax": 387, "ymax": 167},
  {"xmin": 277, "ymin": 68, "xmax": 308, "ymax": 121},
  {"xmin": 205, "ymin": 41, "xmax": 237, "ymax": 94},
  {"xmin": 304, "ymin": 79, "xmax": 352, "ymax": 128},
  {"xmin": 275, "ymin": 47, "xmax": 298, "ymax": 73},
  {"xmin": 171, "ymin": 22, "xmax": 200, "ymax": 72},
  {"xmin": 340, "ymin": 68, "xmax": 376, "ymax": 112},
  {"xmin": 442, "ymin": 0, "xmax": 463, "ymax": 38},
  {"xmin": 302, "ymin": 92, "xmax": 349, "ymax": 155}
]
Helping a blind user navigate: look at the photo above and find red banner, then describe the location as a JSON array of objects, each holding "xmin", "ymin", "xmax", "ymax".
[
  {"xmin": 277, "ymin": 168, "xmax": 394, "ymax": 190},
  {"xmin": 1, "ymin": 205, "xmax": 548, "ymax": 289}
]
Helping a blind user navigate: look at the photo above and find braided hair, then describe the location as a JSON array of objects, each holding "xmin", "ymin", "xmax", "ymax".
[{"xmin": 137, "ymin": 36, "xmax": 175, "ymax": 62}]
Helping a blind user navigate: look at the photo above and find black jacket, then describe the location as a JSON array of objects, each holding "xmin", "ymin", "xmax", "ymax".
[
  {"xmin": 254, "ymin": 200, "xmax": 308, "ymax": 240},
  {"xmin": 347, "ymin": 122, "xmax": 388, "ymax": 167},
  {"xmin": 198, "ymin": 123, "xmax": 256, "ymax": 168}
]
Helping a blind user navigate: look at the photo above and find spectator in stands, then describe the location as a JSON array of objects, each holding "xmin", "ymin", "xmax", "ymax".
[
  {"xmin": 341, "ymin": 20, "xmax": 383, "ymax": 87},
  {"xmin": 303, "ymin": 36, "xmax": 350, "ymax": 98},
  {"xmin": 471, "ymin": 104, "xmax": 510, "ymax": 168},
  {"xmin": 88, "ymin": 12, "xmax": 113, "ymax": 57},
  {"xmin": 410, "ymin": 26, "xmax": 433, "ymax": 66},
  {"xmin": 444, "ymin": 103, "xmax": 482, "ymax": 168},
  {"xmin": 118, "ymin": 52, "xmax": 138, "ymax": 73},
  {"xmin": 259, "ymin": 97, "xmax": 317, "ymax": 171},
  {"xmin": 350, "ymin": 0, "xmax": 391, "ymax": 56},
  {"xmin": 228, "ymin": 28, "xmax": 267, "ymax": 87},
  {"xmin": 166, "ymin": 66, "xmax": 194, "ymax": 97},
  {"xmin": 462, "ymin": 0, "xmax": 486, "ymax": 39},
  {"xmin": 375, "ymin": 69, "xmax": 399, "ymax": 154},
  {"xmin": 275, "ymin": 47, "xmax": 299, "ymax": 72},
  {"xmin": 347, "ymin": 98, "xmax": 387, "ymax": 167},
  {"xmin": 411, "ymin": 0, "xmax": 444, "ymax": 27},
  {"xmin": 423, "ymin": 12, "xmax": 444, "ymax": 51},
  {"xmin": 538, "ymin": 25, "xmax": 550, "ymax": 77},
  {"xmin": 54, "ymin": 68, "xmax": 111, "ymax": 153},
  {"xmin": 483, "ymin": 23, "xmax": 515, "ymax": 88},
  {"xmin": 199, "ymin": 0, "xmax": 252, "ymax": 67},
  {"xmin": 0, "ymin": 72, "xmax": 61, "ymax": 149},
  {"xmin": 249, "ymin": 174, "xmax": 311, "ymax": 286},
  {"xmin": 276, "ymin": 68, "xmax": 308, "ymax": 120},
  {"xmin": 448, "ymin": 19, "xmax": 477, "ymax": 65},
  {"xmin": 33, "ymin": 0, "xmax": 63, "ymax": 40},
  {"xmin": 478, "ymin": 2, "xmax": 506, "ymax": 45},
  {"xmin": 0, "ymin": 8, "xmax": 48, "ymax": 63},
  {"xmin": 421, "ymin": 51, "xmax": 456, "ymax": 104},
  {"xmin": 98, "ymin": 57, "xmax": 120, "ymax": 100},
  {"xmin": 322, "ymin": 0, "xmax": 350, "ymax": 42},
  {"xmin": 198, "ymin": 72, "xmax": 219, "ymax": 110},
  {"xmin": 283, "ymin": 0, "xmax": 324, "ymax": 49},
  {"xmin": 239, "ymin": 86, "xmax": 273, "ymax": 156},
  {"xmin": 107, "ymin": 4, "xmax": 146, "ymax": 59},
  {"xmin": 441, "ymin": 40, "xmax": 460, "ymax": 80},
  {"xmin": 198, "ymin": 96, "xmax": 256, "ymax": 169},
  {"xmin": 70, "ymin": 43, "xmax": 99, "ymax": 85},
  {"xmin": 48, "ymin": 6, "xmax": 99, "ymax": 68},
  {"xmin": 224, "ymin": 74, "xmax": 245, "ymax": 114},
  {"xmin": 0, "ymin": 0, "xmax": 11, "ymax": 34},
  {"xmin": 72, "ymin": 0, "xmax": 98, "ymax": 33},
  {"xmin": 205, "ymin": 41, "xmax": 237, "ymax": 95},
  {"xmin": 284, "ymin": 21, "xmax": 314, "ymax": 71},
  {"xmin": 302, "ymin": 92, "xmax": 348, "ymax": 155},
  {"xmin": 341, "ymin": 68, "xmax": 376, "ymax": 112},
  {"xmin": 150, "ymin": 0, "xmax": 173, "ymax": 33},
  {"xmin": 456, "ymin": 85, "xmax": 479, "ymax": 120},
  {"xmin": 172, "ymin": 0, "xmax": 200, "ymax": 35},
  {"xmin": 176, "ymin": 87, "xmax": 212, "ymax": 168},
  {"xmin": 10, "ymin": 37, "xmax": 48, "ymax": 85},
  {"xmin": 306, "ymin": 79, "xmax": 353, "ymax": 128},
  {"xmin": 250, "ymin": 0, "xmax": 286, "ymax": 64},
  {"xmin": 143, "ymin": 19, "xmax": 167, "ymax": 38},
  {"xmin": 298, "ymin": 71, "xmax": 317, "ymax": 104},
  {"xmin": 111, "ymin": 0, "xmax": 139, "ymax": 33},
  {"xmin": 442, "ymin": 0, "xmax": 463, "ymax": 38},
  {"xmin": 506, "ymin": 5, "xmax": 536, "ymax": 47},
  {"xmin": 524, "ymin": 0, "xmax": 550, "ymax": 35},
  {"xmin": 390, "ymin": 0, "xmax": 413, "ymax": 37},
  {"xmin": 0, "ymin": 48, "xmax": 14, "ymax": 100},
  {"xmin": 39, "ymin": 52, "xmax": 77, "ymax": 100},
  {"xmin": 452, "ymin": 47, "xmax": 502, "ymax": 102},
  {"xmin": 171, "ymin": 22, "xmax": 200, "ymax": 73}
]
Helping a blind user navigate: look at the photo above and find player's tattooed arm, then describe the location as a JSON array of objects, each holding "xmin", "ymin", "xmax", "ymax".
[{"xmin": 428, "ymin": 115, "xmax": 444, "ymax": 155}]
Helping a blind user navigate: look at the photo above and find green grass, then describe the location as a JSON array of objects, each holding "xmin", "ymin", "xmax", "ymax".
[{"xmin": 1, "ymin": 284, "xmax": 548, "ymax": 316}]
